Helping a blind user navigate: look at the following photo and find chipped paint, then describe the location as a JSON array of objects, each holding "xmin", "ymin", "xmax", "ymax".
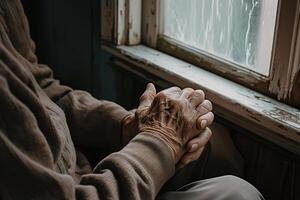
[
  {"xmin": 142, "ymin": 0, "xmax": 159, "ymax": 48},
  {"xmin": 102, "ymin": 43, "xmax": 300, "ymax": 155}
]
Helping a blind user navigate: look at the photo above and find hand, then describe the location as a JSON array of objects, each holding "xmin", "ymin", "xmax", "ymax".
[
  {"xmin": 122, "ymin": 83, "xmax": 214, "ymax": 164},
  {"xmin": 177, "ymin": 99, "xmax": 214, "ymax": 168},
  {"xmin": 177, "ymin": 128, "xmax": 212, "ymax": 168},
  {"xmin": 136, "ymin": 83, "xmax": 212, "ymax": 163}
]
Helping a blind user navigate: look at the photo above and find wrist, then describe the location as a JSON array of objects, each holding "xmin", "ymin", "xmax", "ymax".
[
  {"xmin": 121, "ymin": 113, "xmax": 137, "ymax": 146},
  {"xmin": 139, "ymin": 123, "xmax": 184, "ymax": 163}
]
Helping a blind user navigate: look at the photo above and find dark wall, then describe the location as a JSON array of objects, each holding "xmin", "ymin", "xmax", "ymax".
[{"xmin": 21, "ymin": 0, "xmax": 125, "ymax": 103}]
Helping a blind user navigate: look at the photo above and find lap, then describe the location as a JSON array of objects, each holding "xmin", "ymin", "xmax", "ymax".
[{"xmin": 157, "ymin": 175, "xmax": 264, "ymax": 200}]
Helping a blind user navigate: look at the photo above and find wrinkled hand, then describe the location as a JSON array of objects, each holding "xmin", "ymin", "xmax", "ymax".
[
  {"xmin": 125, "ymin": 83, "xmax": 214, "ymax": 163},
  {"xmin": 122, "ymin": 83, "xmax": 213, "ymax": 164},
  {"xmin": 177, "ymin": 98, "xmax": 214, "ymax": 168}
]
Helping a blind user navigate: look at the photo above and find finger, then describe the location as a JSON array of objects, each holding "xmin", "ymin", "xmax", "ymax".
[
  {"xmin": 138, "ymin": 83, "xmax": 157, "ymax": 110},
  {"xmin": 189, "ymin": 89, "xmax": 205, "ymax": 107},
  {"xmin": 165, "ymin": 86, "xmax": 181, "ymax": 93},
  {"xmin": 188, "ymin": 143, "xmax": 199, "ymax": 153},
  {"xmin": 196, "ymin": 112, "xmax": 214, "ymax": 129},
  {"xmin": 201, "ymin": 99, "xmax": 212, "ymax": 111},
  {"xmin": 157, "ymin": 86, "xmax": 182, "ymax": 100},
  {"xmin": 162, "ymin": 86, "xmax": 182, "ymax": 97},
  {"xmin": 196, "ymin": 100, "xmax": 212, "ymax": 115},
  {"xmin": 178, "ymin": 147, "xmax": 205, "ymax": 167},
  {"xmin": 187, "ymin": 128, "xmax": 212, "ymax": 152},
  {"xmin": 180, "ymin": 88, "xmax": 194, "ymax": 99}
]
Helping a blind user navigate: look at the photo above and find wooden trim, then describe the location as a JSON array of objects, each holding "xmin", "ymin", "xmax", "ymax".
[
  {"xmin": 101, "ymin": 0, "xmax": 117, "ymax": 43},
  {"xmin": 117, "ymin": 0, "xmax": 127, "ymax": 44},
  {"xmin": 289, "ymin": 9, "xmax": 300, "ymax": 108},
  {"xmin": 101, "ymin": 0, "xmax": 126, "ymax": 45},
  {"xmin": 255, "ymin": 1, "xmax": 279, "ymax": 76},
  {"xmin": 101, "ymin": 0, "xmax": 141, "ymax": 45},
  {"xmin": 269, "ymin": 0, "xmax": 300, "ymax": 105},
  {"xmin": 126, "ymin": 0, "xmax": 142, "ymax": 45},
  {"xmin": 102, "ymin": 43, "xmax": 300, "ymax": 155},
  {"xmin": 272, "ymin": 0, "xmax": 300, "ymax": 108},
  {"xmin": 141, "ymin": 0, "xmax": 160, "ymax": 48},
  {"xmin": 157, "ymin": 36, "xmax": 270, "ymax": 94},
  {"xmin": 143, "ymin": 0, "xmax": 300, "ymax": 108}
]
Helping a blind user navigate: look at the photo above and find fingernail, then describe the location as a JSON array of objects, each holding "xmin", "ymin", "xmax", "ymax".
[
  {"xmin": 190, "ymin": 144, "xmax": 198, "ymax": 152},
  {"xmin": 201, "ymin": 120, "xmax": 207, "ymax": 129}
]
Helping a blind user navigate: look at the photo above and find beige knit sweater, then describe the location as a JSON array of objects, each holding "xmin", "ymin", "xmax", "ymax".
[{"xmin": 0, "ymin": 0, "xmax": 175, "ymax": 199}]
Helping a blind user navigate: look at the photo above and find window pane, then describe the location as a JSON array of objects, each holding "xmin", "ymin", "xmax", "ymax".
[{"xmin": 160, "ymin": 0, "xmax": 278, "ymax": 76}]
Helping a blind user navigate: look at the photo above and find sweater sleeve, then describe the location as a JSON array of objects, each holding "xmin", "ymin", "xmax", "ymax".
[
  {"xmin": 0, "ymin": 76, "xmax": 175, "ymax": 200},
  {"xmin": 35, "ymin": 65, "xmax": 131, "ymax": 151},
  {"xmin": 0, "ymin": 130, "xmax": 175, "ymax": 200},
  {"xmin": 0, "ymin": 0, "xmax": 131, "ymax": 151}
]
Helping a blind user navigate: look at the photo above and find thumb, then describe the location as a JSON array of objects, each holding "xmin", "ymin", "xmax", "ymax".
[{"xmin": 138, "ymin": 83, "xmax": 156, "ymax": 110}]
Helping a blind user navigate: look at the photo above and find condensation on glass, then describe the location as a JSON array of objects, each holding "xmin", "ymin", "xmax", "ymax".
[{"xmin": 160, "ymin": 0, "xmax": 279, "ymax": 76}]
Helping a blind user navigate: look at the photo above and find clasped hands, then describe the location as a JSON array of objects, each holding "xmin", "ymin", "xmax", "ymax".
[{"xmin": 122, "ymin": 83, "xmax": 214, "ymax": 168}]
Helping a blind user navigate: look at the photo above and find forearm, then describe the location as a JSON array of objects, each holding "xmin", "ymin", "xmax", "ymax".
[
  {"xmin": 56, "ymin": 90, "xmax": 131, "ymax": 150},
  {"xmin": 0, "ymin": 130, "xmax": 174, "ymax": 200},
  {"xmin": 32, "ymin": 63, "xmax": 131, "ymax": 150},
  {"xmin": 81, "ymin": 133, "xmax": 175, "ymax": 199}
]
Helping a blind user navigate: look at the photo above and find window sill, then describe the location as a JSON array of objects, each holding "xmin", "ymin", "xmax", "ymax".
[{"xmin": 102, "ymin": 43, "xmax": 300, "ymax": 155}]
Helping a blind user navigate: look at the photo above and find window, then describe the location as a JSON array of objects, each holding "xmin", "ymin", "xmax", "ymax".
[
  {"xmin": 101, "ymin": 0, "xmax": 300, "ymax": 108},
  {"xmin": 160, "ymin": 0, "xmax": 278, "ymax": 76}
]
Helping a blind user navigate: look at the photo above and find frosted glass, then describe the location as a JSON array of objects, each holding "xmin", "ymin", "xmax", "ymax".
[{"xmin": 160, "ymin": 0, "xmax": 278, "ymax": 76}]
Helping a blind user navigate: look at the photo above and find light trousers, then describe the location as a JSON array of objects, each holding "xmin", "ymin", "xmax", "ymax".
[{"xmin": 158, "ymin": 175, "xmax": 264, "ymax": 200}]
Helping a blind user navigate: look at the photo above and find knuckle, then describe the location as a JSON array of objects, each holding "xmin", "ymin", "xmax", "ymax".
[
  {"xmin": 183, "ymin": 87, "xmax": 194, "ymax": 92},
  {"xmin": 171, "ymin": 86, "xmax": 181, "ymax": 91},
  {"xmin": 195, "ymin": 89, "xmax": 204, "ymax": 96},
  {"xmin": 207, "ymin": 100, "xmax": 213, "ymax": 110},
  {"xmin": 178, "ymin": 98, "xmax": 189, "ymax": 107},
  {"xmin": 156, "ymin": 92, "xmax": 166, "ymax": 99},
  {"xmin": 195, "ymin": 89, "xmax": 205, "ymax": 98},
  {"xmin": 202, "ymin": 100, "xmax": 212, "ymax": 110}
]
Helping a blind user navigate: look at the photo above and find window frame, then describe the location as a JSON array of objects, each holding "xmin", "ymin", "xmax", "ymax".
[
  {"xmin": 100, "ymin": 0, "xmax": 300, "ymax": 153},
  {"xmin": 101, "ymin": 0, "xmax": 300, "ymax": 108},
  {"xmin": 142, "ymin": 0, "xmax": 300, "ymax": 108}
]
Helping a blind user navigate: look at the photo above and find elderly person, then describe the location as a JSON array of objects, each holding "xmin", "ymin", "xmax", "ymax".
[{"xmin": 0, "ymin": 0, "xmax": 264, "ymax": 199}]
